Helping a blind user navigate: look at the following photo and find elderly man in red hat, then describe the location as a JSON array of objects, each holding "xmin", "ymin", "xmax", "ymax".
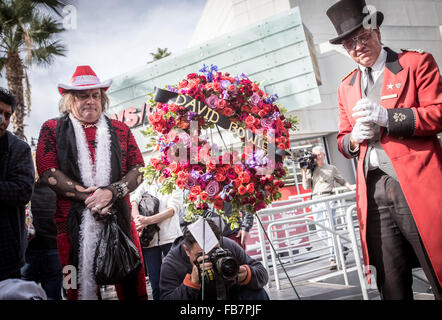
[
  {"xmin": 327, "ymin": 0, "xmax": 442, "ymax": 300},
  {"xmin": 35, "ymin": 66, "xmax": 148, "ymax": 300}
]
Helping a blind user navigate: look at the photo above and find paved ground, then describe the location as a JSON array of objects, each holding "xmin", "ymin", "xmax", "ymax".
[
  {"xmin": 263, "ymin": 249, "xmax": 434, "ymax": 300},
  {"xmin": 100, "ymin": 249, "xmax": 435, "ymax": 300}
]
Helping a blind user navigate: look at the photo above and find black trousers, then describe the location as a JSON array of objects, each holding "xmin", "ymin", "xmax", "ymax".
[{"xmin": 365, "ymin": 169, "xmax": 441, "ymax": 300}]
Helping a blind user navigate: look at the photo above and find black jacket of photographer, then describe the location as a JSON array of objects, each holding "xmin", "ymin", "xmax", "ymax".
[
  {"xmin": 159, "ymin": 236, "xmax": 268, "ymax": 300},
  {"xmin": 0, "ymin": 131, "xmax": 34, "ymax": 280}
]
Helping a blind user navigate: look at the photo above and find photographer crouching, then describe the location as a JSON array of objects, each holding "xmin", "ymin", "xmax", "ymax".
[
  {"xmin": 159, "ymin": 219, "xmax": 269, "ymax": 300},
  {"xmin": 300, "ymin": 146, "xmax": 355, "ymax": 270}
]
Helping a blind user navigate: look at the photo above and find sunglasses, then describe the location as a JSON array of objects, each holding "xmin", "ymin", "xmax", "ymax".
[{"xmin": 342, "ymin": 31, "xmax": 373, "ymax": 50}]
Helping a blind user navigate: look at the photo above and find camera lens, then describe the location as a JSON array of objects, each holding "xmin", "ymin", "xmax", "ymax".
[{"xmin": 217, "ymin": 257, "xmax": 239, "ymax": 281}]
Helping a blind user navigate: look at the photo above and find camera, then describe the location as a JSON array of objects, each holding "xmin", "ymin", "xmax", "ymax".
[
  {"xmin": 298, "ymin": 150, "xmax": 317, "ymax": 171},
  {"xmin": 195, "ymin": 247, "xmax": 239, "ymax": 282}
]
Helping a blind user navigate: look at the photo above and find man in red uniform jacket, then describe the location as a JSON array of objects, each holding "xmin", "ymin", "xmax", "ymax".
[{"xmin": 327, "ymin": 0, "xmax": 442, "ymax": 300}]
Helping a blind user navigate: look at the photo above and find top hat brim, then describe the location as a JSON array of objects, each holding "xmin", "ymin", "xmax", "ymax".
[
  {"xmin": 57, "ymin": 80, "xmax": 112, "ymax": 95},
  {"xmin": 329, "ymin": 11, "xmax": 384, "ymax": 45}
]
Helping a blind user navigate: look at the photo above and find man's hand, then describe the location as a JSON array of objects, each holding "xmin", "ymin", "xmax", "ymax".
[
  {"xmin": 352, "ymin": 98, "xmax": 388, "ymax": 127},
  {"xmin": 85, "ymin": 187, "xmax": 113, "ymax": 215},
  {"xmin": 236, "ymin": 230, "xmax": 250, "ymax": 247},
  {"xmin": 190, "ymin": 254, "xmax": 212, "ymax": 284},
  {"xmin": 350, "ymin": 119, "xmax": 375, "ymax": 144},
  {"xmin": 237, "ymin": 265, "xmax": 248, "ymax": 283}
]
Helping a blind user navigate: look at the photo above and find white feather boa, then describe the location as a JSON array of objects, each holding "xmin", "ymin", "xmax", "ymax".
[{"xmin": 69, "ymin": 114, "xmax": 112, "ymax": 300}]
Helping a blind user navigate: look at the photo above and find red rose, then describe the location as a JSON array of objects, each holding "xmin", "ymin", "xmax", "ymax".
[
  {"xmin": 239, "ymin": 171, "xmax": 250, "ymax": 184},
  {"xmin": 151, "ymin": 158, "xmax": 160, "ymax": 167},
  {"xmin": 207, "ymin": 159, "xmax": 217, "ymax": 171},
  {"xmin": 187, "ymin": 73, "xmax": 197, "ymax": 79},
  {"xmin": 233, "ymin": 178, "xmax": 243, "ymax": 189},
  {"xmin": 216, "ymin": 166, "xmax": 226, "ymax": 176},
  {"xmin": 216, "ymin": 173, "xmax": 226, "ymax": 182},
  {"xmin": 200, "ymin": 191, "xmax": 209, "ymax": 201},
  {"xmin": 179, "ymin": 80, "xmax": 188, "ymax": 88},
  {"xmin": 176, "ymin": 179, "xmax": 186, "ymax": 189},
  {"xmin": 238, "ymin": 185, "xmax": 247, "ymax": 195},
  {"xmin": 233, "ymin": 165, "xmax": 243, "ymax": 175},
  {"xmin": 246, "ymin": 183, "xmax": 255, "ymax": 194},
  {"xmin": 214, "ymin": 197, "xmax": 224, "ymax": 210},
  {"xmin": 178, "ymin": 171, "xmax": 189, "ymax": 180},
  {"xmin": 258, "ymin": 110, "xmax": 267, "ymax": 118},
  {"xmin": 169, "ymin": 162, "xmax": 178, "ymax": 172},
  {"xmin": 237, "ymin": 95, "xmax": 246, "ymax": 104},
  {"xmin": 245, "ymin": 115, "xmax": 255, "ymax": 127},
  {"xmin": 191, "ymin": 186, "xmax": 202, "ymax": 195},
  {"xmin": 216, "ymin": 99, "xmax": 228, "ymax": 110},
  {"xmin": 223, "ymin": 107, "xmax": 234, "ymax": 117},
  {"xmin": 188, "ymin": 193, "xmax": 197, "ymax": 202}
]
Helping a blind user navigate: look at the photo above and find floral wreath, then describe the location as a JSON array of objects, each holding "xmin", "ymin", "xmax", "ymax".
[{"xmin": 142, "ymin": 64, "xmax": 298, "ymax": 228}]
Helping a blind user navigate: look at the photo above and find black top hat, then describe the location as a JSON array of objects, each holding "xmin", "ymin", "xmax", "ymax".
[{"xmin": 327, "ymin": 0, "xmax": 384, "ymax": 44}]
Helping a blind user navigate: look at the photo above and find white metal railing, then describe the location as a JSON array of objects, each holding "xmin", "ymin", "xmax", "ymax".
[{"xmin": 254, "ymin": 191, "xmax": 370, "ymax": 298}]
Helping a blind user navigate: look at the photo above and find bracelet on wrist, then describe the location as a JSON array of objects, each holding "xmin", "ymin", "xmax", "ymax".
[{"xmin": 110, "ymin": 182, "xmax": 129, "ymax": 199}]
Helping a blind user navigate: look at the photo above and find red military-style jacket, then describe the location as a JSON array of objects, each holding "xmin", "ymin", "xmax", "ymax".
[{"xmin": 337, "ymin": 47, "xmax": 442, "ymax": 286}]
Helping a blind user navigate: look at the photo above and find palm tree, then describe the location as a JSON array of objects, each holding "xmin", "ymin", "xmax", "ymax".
[
  {"xmin": 0, "ymin": 0, "xmax": 69, "ymax": 139},
  {"xmin": 148, "ymin": 47, "xmax": 171, "ymax": 63}
]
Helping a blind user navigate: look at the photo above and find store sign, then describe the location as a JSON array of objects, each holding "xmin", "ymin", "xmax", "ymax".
[{"xmin": 109, "ymin": 103, "xmax": 149, "ymax": 128}]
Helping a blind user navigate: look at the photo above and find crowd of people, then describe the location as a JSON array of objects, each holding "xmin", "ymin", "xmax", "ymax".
[{"xmin": 0, "ymin": 0, "xmax": 441, "ymax": 301}]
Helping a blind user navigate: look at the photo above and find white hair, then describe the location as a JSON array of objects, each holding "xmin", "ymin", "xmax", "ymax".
[{"xmin": 312, "ymin": 145, "xmax": 325, "ymax": 155}]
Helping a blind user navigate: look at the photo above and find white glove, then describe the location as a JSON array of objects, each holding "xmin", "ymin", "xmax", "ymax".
[
  {"xmin": 351, "ymin": 119, "xmax": 375, "ymax": 144},
  {"xmin": 352, "ymin": 98, "xmax": 388, "ymax": 127}
]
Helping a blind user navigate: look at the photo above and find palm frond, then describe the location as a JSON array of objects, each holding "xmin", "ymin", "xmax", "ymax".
[
  {"xmin": 24, "ymin": 69, "xmax": 31, "ymax": 115},
  {"xmin": 30, "ymin": 39, "xmax": 66, "ymax": 66},
  {"xmin": 31, "ymin": 0, "xmax": 74, "ymax": 17}
]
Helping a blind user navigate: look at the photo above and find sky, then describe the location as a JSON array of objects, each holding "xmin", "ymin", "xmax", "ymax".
[{"xmin": 0, "ymin": 0, "xmax": 207, "ymax": 143}]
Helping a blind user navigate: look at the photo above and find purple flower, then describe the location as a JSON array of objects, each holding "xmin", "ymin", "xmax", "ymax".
[
  {"xmin": 185, "ymin": 175, "xmax": 198, "ymax": 190},
  {"xmin": 187, "ymin": 111, "xmax": 197, "ymax": 121},
  {"xmin": 249, "ymin": 92, "xmax": 261, "ymax": 106},
  {"xmin": 201, "ymin": 172, "xmax": 215, "ymax": 182},
  {"xmin": 167, "ymin": 85, "xmax": 178, "ymax": 93},
  {"xmin": 260, "ymin": 117, "xmax": 274, "ymax": 129},
  {"xmin": 205, "ymin": 94, "xmax": 219, "ymax": 109},
  {"xmin": 191, "ymin": 165, "xmax": 203, "ymax": 173},
  {"xmin": 220, "ymin": 80, "xmax": 231, "ymax": 90},
  {"xmin": 205, "ymin": 180, "xmax": 220, "ymax": 197}
]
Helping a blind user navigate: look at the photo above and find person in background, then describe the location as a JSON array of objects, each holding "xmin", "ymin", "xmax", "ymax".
[
  {"xmin": 301, "ymin": 145, "xmax": 354, "ymax": 270},
  {"xmin": 35, "ymin": 66, "xmax": 147, "ymax": 300},
  {"xmin": 21, "ymin": 154, "xmax": 62, "ymax": 300},
  {"xmin": 327, "ymin": 0, "xmax": 442, "ymax": 299},
  {"xmin": 131, "ymin": 178, "xmax": 183, "ymax": 300},
  {"xmin": 0, "ymin": 87, "xmax": 35, "ymax": 282}
]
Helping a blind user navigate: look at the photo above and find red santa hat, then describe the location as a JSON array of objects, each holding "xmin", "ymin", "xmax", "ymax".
[{"xmin": 57, "ymin": 65, "xmax": 112, "ymax": 95}]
